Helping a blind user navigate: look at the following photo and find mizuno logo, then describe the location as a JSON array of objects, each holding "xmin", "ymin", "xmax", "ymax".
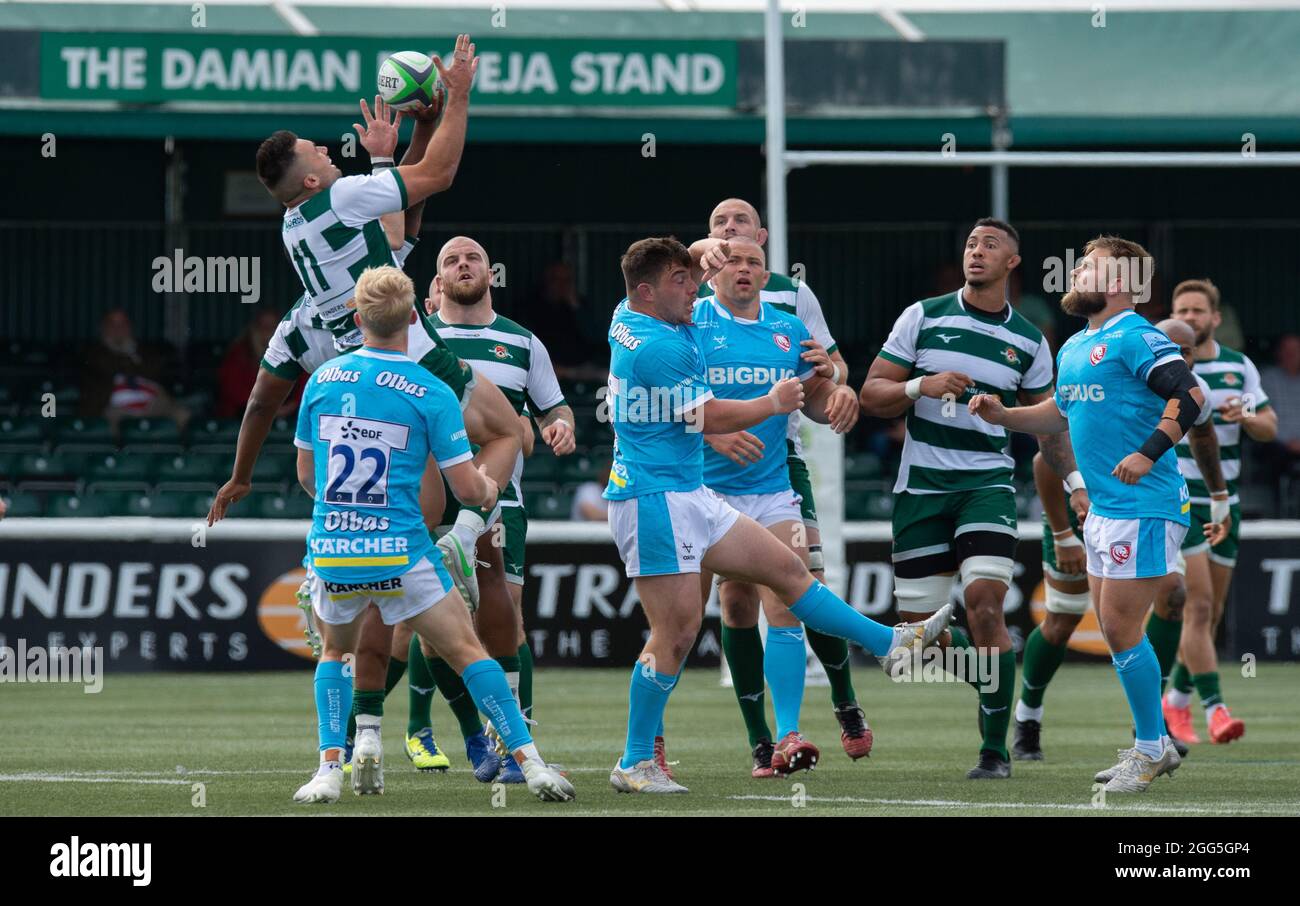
[
  {"xmin": 408, "ymin": 685, "xmax": 435, "ymax": 695},
  {"xmin": 980, "ymin": 705, "xmax": 1008, "ymax": 715},
  {"xmin": 713, "ymin": 335, "xmax": 727, "ymax": 346},
  {"xmin": 1000, "ymin": 515, "xmax": 1015, "ymax": 525},
  {"xmin": 738, "ymin": 691, "xmax": 765, "ymax": 702},
  {"xmin": 936, "ymin": 334, "xmax": 961, "ymax": 344}
]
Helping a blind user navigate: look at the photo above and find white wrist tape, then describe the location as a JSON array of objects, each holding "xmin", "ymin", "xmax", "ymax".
[
  {"xmin": 370, "ymin": 156, "xmax": 395, "ymax": 169},
  {"xmin": 1063, "ymin": 470, "xmax": 1087, "ymax": 494},
  {"xmin": 553, "ymin": 418, "xmax": 572, "ymax": 431},
  {"xmin": 1054, "ymin": 533, "xmax": 1083, "ymax": 549},
  {"xmin": 904, "ymin": 377, "xmax": 923, "ymax": 401},
  {"xmin": 829, "ymin": 363, "xmax": 842, "ymax": 385},
  {"xmin": 1210, "ymin": 493, "xmax": 1230, "ymax": 524}
]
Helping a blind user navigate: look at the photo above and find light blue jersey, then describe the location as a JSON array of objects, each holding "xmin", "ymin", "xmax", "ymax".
[
  {"xmin": 295, "ymin": 347, "xmax": 474, "ymax": 583},
  {"xmin": 694, "ymin": 296, "xmax": 815, "ymax": 495},
  {"xmin": 603, "ymin": 303, "xmax": 714, "ymax": 500},
  {"xmin": 1054, "ymin": 310, "xmax": 1190, "ymax": 525}
]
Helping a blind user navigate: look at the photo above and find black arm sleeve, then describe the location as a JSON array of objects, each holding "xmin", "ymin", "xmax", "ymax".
[{"xmin": 1137, "ymin": 358, "xmax": 1203, "ymax": 461}]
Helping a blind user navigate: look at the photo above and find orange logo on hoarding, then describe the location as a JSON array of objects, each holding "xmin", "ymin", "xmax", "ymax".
[{"xmin": 257, "ymin": 567, "xmax": 316, "ymax": 661}]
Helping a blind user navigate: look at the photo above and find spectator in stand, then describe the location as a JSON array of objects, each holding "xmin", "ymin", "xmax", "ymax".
[
  {"xmin": 529, "ymin": 261, "xmax": 606, "ymax": 380},
  {"xmin": 570, "ymin": 460, "xmax": 611, "ymax": 522},
  {"xmin": 79, "ymin": 308, "xmax": 191, "ymax": 433},
  {"xmin": 217, "ymin": 307, "xmax": 304, "ymax": 418},
  {"xmin": 1259, "ymin": 333, "xmax": 1300, "ymax": 479}
]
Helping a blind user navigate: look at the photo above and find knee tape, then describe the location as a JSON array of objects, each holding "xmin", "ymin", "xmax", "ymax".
[
  {"xmin": 808, "ymin": 545, "xmax": 824, "ymax": 573},
  {"xmin": 893, "ymin": 574, "xmax": 954, "ymax": 615},
  {"xmin": 960, "ymin": 555, "xmax": 1014, "ymax": 590},
  {"xmin": 1044, "ymin": 585, "xmax": 1091, "ymax": 615}
]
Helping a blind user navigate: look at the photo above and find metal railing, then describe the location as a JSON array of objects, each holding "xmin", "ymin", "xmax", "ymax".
[{"xmin": 2, "ymin": 219, "xmax": 1298, "ymax": 354}]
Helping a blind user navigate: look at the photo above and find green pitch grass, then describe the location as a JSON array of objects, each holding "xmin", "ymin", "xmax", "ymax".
[{"xmin": 3, "ymin": 663, "xmax": 1298, "ymax": 817}]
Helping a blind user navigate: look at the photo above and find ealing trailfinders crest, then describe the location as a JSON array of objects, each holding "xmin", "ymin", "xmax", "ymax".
[
  {"xmin": 773, "ymin": 334, "xmax": 791, "ymax": 353},
  {"xmin": 1002, "ymin": 346, "xmax": 1020, "ymax": 366},
  {"xmin": 1090, "ymin": 344, "xmax": 1108, "ymax": 366},
  {"xmin": 490, "ymin": 344, "xmax": 511, "ymax": 360},
  {"xmin": 1223, "ymin": 372, "xmax": 1241, "ymax": 387}
]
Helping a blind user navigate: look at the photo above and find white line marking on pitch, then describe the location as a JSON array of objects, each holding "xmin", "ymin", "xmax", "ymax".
[
  {"xmin": 0, "ymin": 774, "xmax": 193, "ymax": 785},
  {"xmin": 726, "ymin": 795, "xmax": 1299, "ymax": 814}
]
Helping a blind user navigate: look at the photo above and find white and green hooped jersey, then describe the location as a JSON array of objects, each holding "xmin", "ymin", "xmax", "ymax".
[
  {"xmin": 281, "ymin": 169, "xmax": 411, "ymax": 350},
  {"xmin": 701, "ymin": 272, "xmax": 837, "ymax": 454},
  {"xmin": 878, "ymin": 290, "xmax": 1054, "ymax": 495},
  {"xmin": 1175, "ymin": 342, "xmax": 1271, "ymax": 505},
  {"xmin": 764, "ymin": 274, "xmax": 836, "ymax": 451},
  {"xmin": 432, "ymin": 313, "xmax": 567, "ymax": 507},
  {"xmin": 262, "ymin": 238, "xmax": 418, "ymax": 378}
]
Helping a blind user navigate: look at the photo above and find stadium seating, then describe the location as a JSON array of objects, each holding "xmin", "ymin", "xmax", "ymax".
[
  {"xmin": 119, "ymin": 418, "xmax": 183, "ymax": 445},
  {"xmin": 1, "ymin": 493, "xmax": 44, "ymax": 517},
  {"xmin": 53, "ymin": 417, "xmax": 115, "ymax": 445}
]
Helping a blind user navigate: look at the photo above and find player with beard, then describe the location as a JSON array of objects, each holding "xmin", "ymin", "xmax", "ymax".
[
  {"xmin": 971, "ymin": 236, "xmax": 1207, "ymax": 792},
  {"xmin": 385, "ymin": 237, "xmax": 575, "ymax": 783},
  {"xmin": 1012, "ymin": 317, "xmax": 1227, "ymax": 762},
  {"xmin": 860, "ymin": 218, "xmax": 1077, "ymax": 779},
  {"xmin": 1165, "ymin": 280, "xmax": 1276, "ymax": 744}
]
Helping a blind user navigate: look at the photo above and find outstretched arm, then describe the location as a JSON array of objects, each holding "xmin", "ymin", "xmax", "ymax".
[
  {"xmin": 969, "ymin": 393, "xmax": 1069, "ymax": 435},
  {"xmin": 395, "ymin": 35, "xmax": 477, "ymax": 206},
  {"xmin": 209, "ymin": 367, "xmax": 297, "ymax": 524}
]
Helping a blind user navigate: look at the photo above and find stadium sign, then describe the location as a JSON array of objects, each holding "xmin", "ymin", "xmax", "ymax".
[
  {"xmin": 1, "ymin": 525, "xmax": 1293, "ymax": 671},
  {"xmin": 39, "ymin": 33, "xmax": 737, "ymax": 108}
]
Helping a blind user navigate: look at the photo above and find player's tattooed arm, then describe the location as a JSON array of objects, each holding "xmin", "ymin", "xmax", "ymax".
[
  {"xmin": 535, "ymin": 404, "xmax": 577, "ymax": 456},
  {"xmin": 208, "ymin": 367, "xmax": 297, "ymax": 525},
  {"xmin": 1187, "ymin": 417, "xmax": 1232, "ymax": 544},
  {"xmin": 859, "ymin": 355, "xmax": 972, "ymax": 419},
  {"xmin": 1188, "ymin": 418, "xmax": 1226, "ymax": 496},
  {"xmin": 1021, "ymin": 389, "xmax": 1087, "ymax": 519}
]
